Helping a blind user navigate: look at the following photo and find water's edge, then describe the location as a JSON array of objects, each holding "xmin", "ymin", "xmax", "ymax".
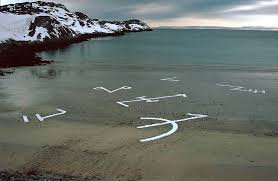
[{"xmin": 0, "ymin": 30, "xmax": 152, "ymax": 70}]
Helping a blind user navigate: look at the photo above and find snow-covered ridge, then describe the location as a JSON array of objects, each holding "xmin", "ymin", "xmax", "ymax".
[{"xmin": 0, "ymin": 1, "xmax": 151, "ymax": 42}]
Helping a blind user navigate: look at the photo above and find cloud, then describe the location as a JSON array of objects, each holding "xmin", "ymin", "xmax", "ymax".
[
  {"xmin": 148, "ymin": 13, "xmax": 278, "ymax": 27},
  {"xmin": 224, "ymin": 0, "xmax": 278, "ymax": 12},
  {"xmin": 131, "ymin": 3, "xmax": 175, "ymax": 15},
  {"xmin": 148, "ymin": 16, "xmax": 239, "ymax": 27},
  {"xmin": 1, "ymin": 0, "xmax": 278, "ymax": 27}
]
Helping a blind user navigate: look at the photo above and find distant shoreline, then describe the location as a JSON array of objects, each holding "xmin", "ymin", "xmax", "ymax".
[{"xmin": 155, "ymin": 26, "xmax": 278, "ymax": 32}]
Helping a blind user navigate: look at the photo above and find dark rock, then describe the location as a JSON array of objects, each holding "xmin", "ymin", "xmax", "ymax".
[
  {"xmin": 0, "ymin": 170, "xmax": 102, "ymax": 181},
  {"xmin": 0, "ymin": 40, "xmax": 52, "ymax": 68},
  {"xmin": 1, "ymin": 172, "xmax": 8, "ymax": 180},
  {"xmin": 0, "ymin": 32, "xmax": 127, "ymax": 69},
  {"xmin": 0, "ymin": 1, "xmax": 69, "ymax": 15},
  {"xmin": 28, "ymin": 16, "xmax": 76, "ymax": 40},
  {"xmin": 75, "ymin": 12, "xmax": 90, "ymax": 20}
]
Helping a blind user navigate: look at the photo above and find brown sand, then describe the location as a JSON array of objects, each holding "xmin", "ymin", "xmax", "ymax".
[{"xmin": 1, "ymin": 120, "xmax": 278, "ymax": 181}]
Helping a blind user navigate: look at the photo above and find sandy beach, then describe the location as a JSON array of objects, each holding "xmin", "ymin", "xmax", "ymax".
[
  {"xmin": 1, "ymin": 119, "xmax": 278, "ymax": 181},
  {"xmin": 2, "ymin": 0, "xmax": 278, "ymax": 180}
]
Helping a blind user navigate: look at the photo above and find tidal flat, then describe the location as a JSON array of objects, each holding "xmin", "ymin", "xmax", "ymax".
[{"xmin": 1, "ymin": 63, "xmax": 278, "ymax": 180}]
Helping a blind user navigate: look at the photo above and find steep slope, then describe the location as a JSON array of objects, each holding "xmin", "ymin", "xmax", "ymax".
[{"xmin": 0, "ymin": 1, "xmax": 151, "ymax": 42}]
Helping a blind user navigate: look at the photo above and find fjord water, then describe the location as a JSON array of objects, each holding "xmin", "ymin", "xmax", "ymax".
[
  {"xmin": 39, "ymin": 29, "xmax": 278, "ymax": 66},
  {"xmin": 1, "ymin": 28, "xmax": 278, "ymax": 129},
  {"xmin": 1, "ymin": 29, "xmax": 278, "ymax": 178}
]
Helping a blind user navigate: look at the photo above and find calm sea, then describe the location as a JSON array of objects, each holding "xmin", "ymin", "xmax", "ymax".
[
  {"xmin": 1, "ymin": 29, "xmax": 278, "ymax": 135},
  {"xmin": 39, "ymin": 29, "xmax": 278, "ymax": 66}
]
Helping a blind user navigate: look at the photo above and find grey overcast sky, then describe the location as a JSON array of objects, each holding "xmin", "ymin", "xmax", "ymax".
[{"xmin": 2, "ymin": 0, "xmax": 278, "ymax": 27}]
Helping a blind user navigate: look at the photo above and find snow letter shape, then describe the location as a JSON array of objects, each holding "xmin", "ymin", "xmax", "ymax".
[
  {"xmin": 23, "ymin": 115, "xmax": 30, "ymax": 123},
  {"xmin": 117, "ymin": 93, "xmax": 187, "ymax": 108},
  {"xmin": 36, "ymin": 109, "xmax": 67, "ymax": 122},
  {"xmin": 93, "ymin": 86, "xmax": 132, "ymax": 94},
  {"xmin": 137, "ymin": 113, "xmax": 208, "ymax": 142},
  {"xmin": 160, "ymin": 77, "xmax": 180, "ymax": 82},
  {"xmin": 216, "ymin": 84, "xmax": 266, "ymax": 94}
]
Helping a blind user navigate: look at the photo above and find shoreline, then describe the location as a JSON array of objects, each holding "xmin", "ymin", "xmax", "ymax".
[
  {"xmin": 0, "ymin": 30, "xmax": 152, "ymax": 70},
  {"xmin": 0, "ymin": 69, "xmax": 14, "ymax": 76}
]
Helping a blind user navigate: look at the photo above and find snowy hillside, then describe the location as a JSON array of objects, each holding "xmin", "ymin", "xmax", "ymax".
[{"xmin": 0, "ymin": 1, "xmax": 151, "ymax": 42}]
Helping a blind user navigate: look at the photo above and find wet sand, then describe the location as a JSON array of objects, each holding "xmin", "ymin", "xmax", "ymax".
[
  {"xmin": 1, "ymin": 62, "xmax": 278, "ymax": 180},
  {"xmin": 1, "ymin": 120, "xmax": 278, "ymax": 181}
]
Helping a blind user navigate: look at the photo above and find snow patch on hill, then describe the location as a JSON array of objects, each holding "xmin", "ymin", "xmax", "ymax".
[
  {"xmin": 0, "ymin": 1, "xmax": 151, "ymax": 43},
  {"xmin": 0, "ymin": 13, "xmax": 32, "ymax": 41}
]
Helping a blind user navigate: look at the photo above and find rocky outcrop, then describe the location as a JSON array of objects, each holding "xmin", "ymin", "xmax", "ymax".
[
  {"xmin": 28, "ymin": 16, "xmax": 76, "ymax": 40},
  {"xmin": 0, "ymin": 1, "xmax": 152, "ymax": 42},
  {"xmin": 0, "ymin": 40, "xmax": 51, "ymax": 68},
  {"xmin": 99, "ymin": 19, "xmax": 152, "ymax": 32},
  {"xmin": 0, "ymin": 1, "xmax": 69, "ymax": 15}
]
